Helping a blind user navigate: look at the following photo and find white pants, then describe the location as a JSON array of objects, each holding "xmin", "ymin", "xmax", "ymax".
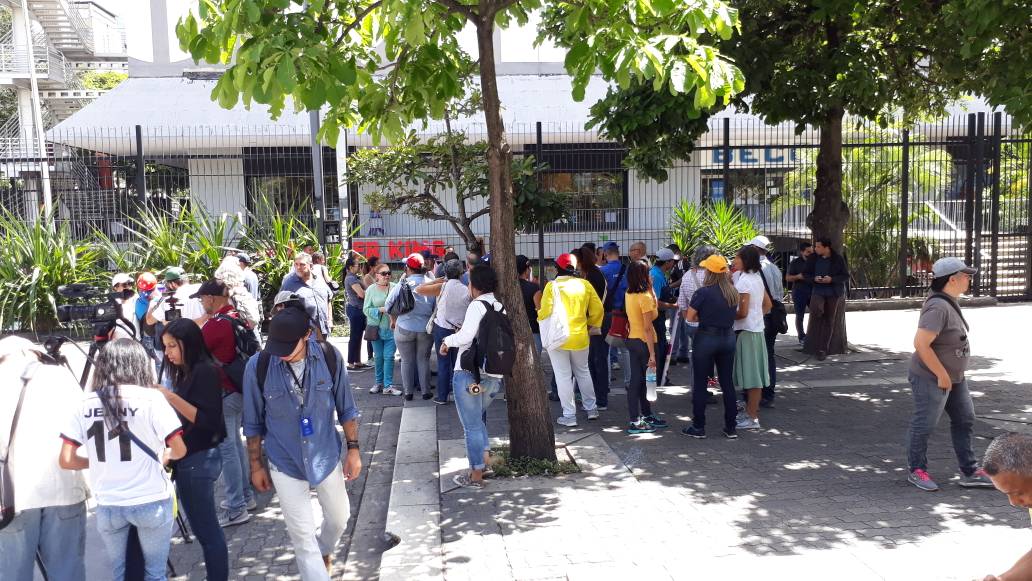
[
  {"xmin": 269, "ymin": 462, "xmax": 351, "ymax": 581},
  {"xmin": 549, "ymin": 347, "xmax": 596, "ymax": 418}
]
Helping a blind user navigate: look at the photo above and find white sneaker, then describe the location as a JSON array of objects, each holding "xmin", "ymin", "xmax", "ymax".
[
  {"xmin": 586, "ymin": 409, "xmax": 600, "ymax": 420},
  {"xmin": 383, "ymin": 387, "xmax": 402, "ymax": 396},
  {"xmin": 557, "ymin": 416, "xmax": 578, "ymax": 427},
  {"xmin": 369, "ymin": 384, "xmax": 383, "ymax": 394},
  {"xmin": 220, "ymin": 498, "xmax": 257, "ymax": 512},
  {"xmin": 736, "ymin": 417, "xmax": 761, "ymax": 430}
]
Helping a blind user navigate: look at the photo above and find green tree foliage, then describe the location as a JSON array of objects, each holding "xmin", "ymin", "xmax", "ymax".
[
  {"xmin": 176, "ymin": 0, "xmax": 743, "ymax": 460},
  {"xmin": 78, "ymin": 70, "xmax": 128, "ymax": 91}
]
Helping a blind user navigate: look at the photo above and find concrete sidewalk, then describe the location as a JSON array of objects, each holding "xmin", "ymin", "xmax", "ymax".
[{"xmin": 426, "ymin": 305, "xmax": 1032, "ymax": 580}]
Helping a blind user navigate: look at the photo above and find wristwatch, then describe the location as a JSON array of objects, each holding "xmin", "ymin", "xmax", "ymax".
[{"xmin": 346, "ymin": 440, "xmax": 360, "ymax": 451}]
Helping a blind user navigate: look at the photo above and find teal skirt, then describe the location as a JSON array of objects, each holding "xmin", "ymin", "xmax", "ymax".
[{"xmin": 734, "ymin": 331, "xmax": 770, "ymax": 390}]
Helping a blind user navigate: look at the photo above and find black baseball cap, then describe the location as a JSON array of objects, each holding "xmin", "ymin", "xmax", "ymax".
[
  {"xmin": 190, "ymin": 279, "xmax": 227, "ymax": 298},
  {"xmin": 264, "ymin": 308, "xmax": 311, "ymax": 357}
]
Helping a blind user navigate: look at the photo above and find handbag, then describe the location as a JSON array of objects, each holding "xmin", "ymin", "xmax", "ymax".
[
  {"xmin": 0, "ymin": 363, "xmax": 34, "ymax": 530},
  {"xmin": 539, "ymin": 280, "xmax": 571, "ymax": 350},
  {"xmin": 760, "ymin": 270, "xmax": 789, "ymax": 334},
  {"xmin": 363, "ymin": 325, "xmax": 380, "ymax": 341},
  {"xmin": 607, "ymin": 310, "xmax": 630, "ymax": 339}
]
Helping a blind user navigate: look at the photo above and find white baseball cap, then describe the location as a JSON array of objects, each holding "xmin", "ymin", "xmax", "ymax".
[
  {"xmin": 748, "ymin": 235, "xmax": 771, "ymax": 250},
  {"xmin": 111, "ymin": 272, "xmax": 133, "ymax": 286}
]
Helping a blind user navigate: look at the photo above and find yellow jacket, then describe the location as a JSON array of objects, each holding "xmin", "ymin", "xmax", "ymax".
[{"xmin": 537, "ymin": 276, "xmax": 604, "ymax": 351}]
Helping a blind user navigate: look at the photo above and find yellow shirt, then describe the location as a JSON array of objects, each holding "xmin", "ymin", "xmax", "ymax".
[
  {"xmin": 538, "ymin": 276, "xmax": 604, "ymax": 351},
  {"xmin": 624, "ymin": 291, "xmax": 658, "ymax": 341}
]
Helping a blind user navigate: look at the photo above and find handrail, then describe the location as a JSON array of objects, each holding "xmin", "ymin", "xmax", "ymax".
[{"xmin": 922, "ymin": 200, "xmax": 960, "ymax": 233}]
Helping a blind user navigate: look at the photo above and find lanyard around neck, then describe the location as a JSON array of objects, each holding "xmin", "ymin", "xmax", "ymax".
[{"xmin": 284, "ymin": 360, "xmax": 309, "ymax": 408}]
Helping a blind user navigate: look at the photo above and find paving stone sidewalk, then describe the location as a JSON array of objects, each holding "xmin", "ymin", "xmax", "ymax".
[{"xmin": 432, "ymin": 305, "xmax": 1032, "ymax": 580}]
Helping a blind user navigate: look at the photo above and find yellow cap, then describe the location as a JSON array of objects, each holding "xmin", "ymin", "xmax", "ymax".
[{"xmin": 700, "ymin": 254, "xmax": 729, "ymax": 273}]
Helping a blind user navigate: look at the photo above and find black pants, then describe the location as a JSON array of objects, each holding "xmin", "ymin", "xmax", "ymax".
[
  {"xmin": 652, "ymin": 316, "xmax": 669, "ymax": 386},
  {"xmin": 625, "ymin": 338, "xmax": 653, "ymax": 422},
  {"xmin": 588, "ymin": 334, "xmax": 610, "ymax": 406},
  {"xmin": 808, "ymin": 293, "xmax": 844, "ymax": 354},
  {"xmin": 345, "ymin": 304, "xmax": 366, "ymax": 364},
  {"xmin": 763, "ymin": 325, "xmax": 778, "ymax": 402},
  {"xmin": 691, "ymin": 329, "xmax": 737, "ymax": 431},
  {"xmin": 792, "ymin": 288, "xmax": 811, "ymax": 339}
]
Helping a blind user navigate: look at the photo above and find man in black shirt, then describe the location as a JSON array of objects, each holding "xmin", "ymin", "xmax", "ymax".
[
  {"xmin": 786, "ymin": 241, "xmax": 814, "ymax": 346},
  {"xmin": 802, "ymin": 237, "xmax": 849, "ymax": 360}
]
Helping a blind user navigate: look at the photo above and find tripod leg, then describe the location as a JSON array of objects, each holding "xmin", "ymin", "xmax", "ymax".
[
  {"xmin": 176, "ymin": 511, "xmax": 193, "ymax": 544},
  {"xmin": 78, "ymin": 342, "xmax": 98, "ymax": 389}
]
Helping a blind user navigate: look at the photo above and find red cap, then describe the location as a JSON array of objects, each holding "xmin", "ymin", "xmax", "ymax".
[
  {"xmin": 136, "ymin": 272, "xmax": 158, "ymax": 291},
  {"xmin": 555, "ymin": 253, "xmax": 576, "ymax": 272},
  {"xmin": 405, "ymin": 253, "xmax": 425, "ymax": 269}
]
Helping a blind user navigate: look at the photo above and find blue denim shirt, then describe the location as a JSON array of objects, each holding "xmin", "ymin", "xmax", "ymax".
[
  {"xmin": 383, "ymin": 274, "xmax": 435, "ymax": 333},
  {"xmin": 599, "ymin": 260, "xmax": 628, "ymax": 310},
  {"xmin": 242, "ymin": 338, "xmax": 360, "ymax": 486}
]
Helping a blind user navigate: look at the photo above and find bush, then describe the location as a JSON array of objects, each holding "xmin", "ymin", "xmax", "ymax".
[{"xmin": 669, "ymin": 200, "xmax": 758, "ymax": 257}]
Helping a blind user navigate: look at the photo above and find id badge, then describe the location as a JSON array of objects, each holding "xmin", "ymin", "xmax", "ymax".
[{"xmin": 300, "ymin": 416, "xmax": 314, "ymax": 437}]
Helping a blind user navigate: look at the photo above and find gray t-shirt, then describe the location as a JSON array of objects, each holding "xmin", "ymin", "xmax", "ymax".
[
  {"xmin": 344, "ymin": 273, "xmax": 364, "ymax": 308},
  {"xmin": 909, "ymin": 294, "xmax": 970, "ymax": 383}
]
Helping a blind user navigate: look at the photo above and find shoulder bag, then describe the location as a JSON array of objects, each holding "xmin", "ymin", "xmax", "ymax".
[
  {"xmin": 606, "ymin": 264, "xmax": 630, "ymax": 340},
  {"xmin": 539, "ymin": 281, "xmax": 571, "ymax": 351},
  {"xmin": 760, "ymin": 271, "xmax": 789, "ymax": 334},
  {"xmin": 0, "ymin": 362, "xmax": 35, "ymax": 530}
]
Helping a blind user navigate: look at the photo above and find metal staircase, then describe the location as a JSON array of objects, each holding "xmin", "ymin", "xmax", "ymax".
[{"xmin": 24, "ymin": 0, "xmax": 93, "ymax": 56}]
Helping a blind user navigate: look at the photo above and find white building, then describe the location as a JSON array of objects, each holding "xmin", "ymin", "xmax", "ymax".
[{"xmin": 43, "ymin": 1, "xmax": 1013, "ymax": 262}]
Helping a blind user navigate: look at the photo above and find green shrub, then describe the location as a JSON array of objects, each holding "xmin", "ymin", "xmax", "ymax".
[{"xmin": 669, "ymin": 200, "xmax": 758, "ymax": 257}]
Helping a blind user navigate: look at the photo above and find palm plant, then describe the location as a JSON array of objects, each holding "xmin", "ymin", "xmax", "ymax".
[
  {"xmin": 0, "ymin": 209, "xmax": 106, "ymax": 333},
  {"xmin": 669, "ymin": 200, "xmax": 758, "ymax": 258}
]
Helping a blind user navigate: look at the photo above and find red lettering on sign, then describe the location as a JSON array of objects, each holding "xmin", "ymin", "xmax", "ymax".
[
  {"xmin": 387, "ymin": 240, "xmax": 407, "ymax": 260},
  {"xmin": 352, "ymin": 241, "xmax": 381, "ymax": 259},
  {"xmin": 354, "ymin": 239, "xmax": 451, "ymax": 261}
]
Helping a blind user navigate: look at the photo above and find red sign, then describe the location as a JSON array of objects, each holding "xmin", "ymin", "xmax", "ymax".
[{"xmin": 352, "ymin": 239, "xmax": 448, "ymax": 260}]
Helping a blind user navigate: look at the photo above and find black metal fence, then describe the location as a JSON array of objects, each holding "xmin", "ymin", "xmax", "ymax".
[{"xmin": 2, "ymin": 111, "xmax": 1029, "ymax": 300}]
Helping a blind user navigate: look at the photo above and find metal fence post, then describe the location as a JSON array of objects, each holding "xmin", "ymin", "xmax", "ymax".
[
  {"xmin": 536, "ymin": 121, "xmax": 545, "ymax": 279},
  {"xmin": 309, "ymin": 110, "xmax": 326, "ymax": 245},
  {"xmin": 972, "ymin": 113, "xmax": 986, "ymax": 296},
  {"xmin": 964, "ymin": 114, "xmax": 976, "ymax": 269},
  {"xmin": 898, "ymin": 129, "xmax": 910, "ymax": 297},
  {"xmin": 134, "ymin": 124, "xmax": 146, "ymax": 207},
  {"xmin": 989, "ymin": 112, "xmax": 1002, "ymax": 297},
  {"xmin": 722, "ymin": 117, "xmax": 732, "ymax": 202}
]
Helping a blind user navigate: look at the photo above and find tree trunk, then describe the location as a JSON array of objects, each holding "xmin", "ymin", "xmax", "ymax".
[
  {"xmin": 806, "ymin": 106, "xmax": 849, "ymax": 355},
  {"xmin": 475, "ymin": 18, "xmax": 556, "ymax": 461}
]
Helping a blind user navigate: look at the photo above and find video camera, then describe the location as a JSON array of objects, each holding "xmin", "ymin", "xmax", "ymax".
[
  {"xmin": 164, "ymin": 295, "xmax": 182, "ymax": 322},
  {"xmin": 55, "ymin": 283, "xmax": 125, "ymax": 324}
]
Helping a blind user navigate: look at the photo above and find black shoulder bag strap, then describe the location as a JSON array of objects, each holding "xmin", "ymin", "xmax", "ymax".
[
  {"xmin": 2, "ymin": 363, "xmax": 35, "ymax": 464},
  {"xmin": 759, "ymin": 269, "xmax": 776, "ymax": 302},
  {"xmin": 928, "ymin": 294, "xmax": 970, "ymax": 331}
]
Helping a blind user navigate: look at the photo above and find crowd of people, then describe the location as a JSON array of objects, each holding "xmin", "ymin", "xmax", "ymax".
[{"xmin": 2, "ymin": 233, "xmax": 1029, "ymax": 580}]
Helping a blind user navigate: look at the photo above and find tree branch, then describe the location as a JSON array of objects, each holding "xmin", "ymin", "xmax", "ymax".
[
  {"xmin": 431, "ymin": 0, "xmax": 478, "ymax": 22},
  {"xmin": 469, "ymin": 206, "xmax": 491, "ymax": 222},
  {"xmin": 333, "ymin": 0, "xmax": 384, "ymax": 47}
]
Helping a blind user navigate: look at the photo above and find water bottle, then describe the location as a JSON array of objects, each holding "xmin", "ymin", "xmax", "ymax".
[{"xmin": 646, "ymin": 367, "xmax": 658, "ymax": 401}]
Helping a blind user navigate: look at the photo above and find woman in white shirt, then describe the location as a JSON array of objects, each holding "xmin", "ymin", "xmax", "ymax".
[
  {"xmin": 440, "ymin": 264, "xmax": 503, "ymax": 489},
  {"xmin": 59, "ymin": 339, "xmax": 186, "ymax": 581},
  {"xmin": 732, "ymin": 245, "xmax": 772, "ymax": 430},
  {"xmin": 417, "ymin": 259, "xmax": 471, "ymax": 404}
]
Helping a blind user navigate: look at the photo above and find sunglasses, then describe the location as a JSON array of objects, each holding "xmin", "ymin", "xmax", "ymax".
[{"xmin": 376, "ymin": 271, "xmax": 390, "ymax": 276}]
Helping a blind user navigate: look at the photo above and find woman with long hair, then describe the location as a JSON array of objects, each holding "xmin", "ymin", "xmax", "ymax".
[
  {"xmin": 364, "ymin": 262, "xmax": 401, "ymax": 395},
  {"xmin": 621, "ymin": 259, "xmax": 669, "ymax": 434},
  {"xmin": 157, "ymin": 318, "xmax": 230, "ymax": 580},
  {"xmin": 577, "ymin": 245, "xmax": 611, "ymax": 409},
  {"xmin": 343, "ymin": 256, "xmax": 370, "ymax": 371},
  {"xmin": 59, "ymin": 339, "xmax": 186, "ymax": 581},
  {"xmin": 681, "ymin": 255, "xmax": 741, "ymax": 439},
  {"xmin": 732, "ymin": 245, "xmax": 772, "ymax": 430}
]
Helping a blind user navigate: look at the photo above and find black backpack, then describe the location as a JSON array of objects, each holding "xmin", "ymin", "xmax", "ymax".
[
  {"xmin": 387, "ymin": 281, "xmax": 416, "ymax": 316},
  {"xmin": 256, "ymin": 341, "xmax": 339, "ymax": 393},
  {"xmin": 214, "ymin": 313, "xmax": 261, "ymax": 392},
  {"xmin": 460, "ymin": 299, "xmax": 515, "ymax": 377}
]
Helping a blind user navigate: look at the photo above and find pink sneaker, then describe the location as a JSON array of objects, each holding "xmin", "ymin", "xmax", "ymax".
[{"xmin": 908, "ymin": 469, "xmax": 939, "ymax": 491}]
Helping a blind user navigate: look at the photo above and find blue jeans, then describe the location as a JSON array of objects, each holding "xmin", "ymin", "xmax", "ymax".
[
  {"xmin": 691, "ymin": 329, "xmax": 737, "ymax": 431},
  {"xmin": 452, "ymin": 370, "xmax": 501, "ymax": 470},
  {"xmin": 433, "ymin": 324, "xmax": 458, "ymax": 402},
  {"xmin": 0, "ymin": 501, "xmax": 86, "ymax": 581},
  {"xmin": 371, "ymin": 327, "xmax": 396, "ymax": 387},
  {"xmin": 671, "ymin": 312, "xmax": 690, "ymax": 359},
  {"xmin": 218, "ymin": 392, "xmax": 253, "ymax": 513},
  {"xmin": 96, "ymin": 497, "xmax": 174, "ymax": 581},
  {"xmin": 175, "ymin": 448, "xmax": 228, "ymax": 581},
  {"xmin": 906, "ymin": 373, "xmax": 978, "ymax": 475},
  {"xmin": 345, "ymin": 304, "xmax": 367, "ymax": 364}
]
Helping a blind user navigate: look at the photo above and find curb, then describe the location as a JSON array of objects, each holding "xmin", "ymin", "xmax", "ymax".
[
  {"xmin": 378, "ymin": 405, "xmax": 443, "ymax": 580},
  {"xmin": 785, "ymin": 296, "xmax": 998, "ymax": 314}
]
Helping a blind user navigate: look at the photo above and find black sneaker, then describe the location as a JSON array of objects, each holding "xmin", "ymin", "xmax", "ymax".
[
  {"xmin": 404, "ymin": 393, "xmax": 414, "ymax": 401},
  {"xmin": 722, "ymin": 428, "xmax": 738, "ymax": 440},
  {"xmin": 643, "ymin": 415, "xmax": 669, "ymax": 429},
  {"xmin": 681, "ymin": 426, "xmax": 706, "ymax": 439},
  {"xmin": 422, "ymin": 393, "xmax": 434, "ymax": 400},
  {"xmin": 626, "ymin": 420, "xmax": 656, "ymax": 435},
  {"xmin": 548, "ymin": 393, "xmax": 560, "ymax": 402},
  {"xmin": 760, "ymin": 398, "xmax": 775, "ymax": 409}
]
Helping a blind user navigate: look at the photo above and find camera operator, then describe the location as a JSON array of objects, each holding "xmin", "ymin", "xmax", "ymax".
[
  {"xmin": 192, "ymin": 279, "xmax": 256, "ymax": 527},
  {"xmin": 145, "ymin": 267, "xmax": 205, "ymax": 330},
  {"xmin": 110, "ymin": 272, "xmax": 141, "ymax": 341},
  {"xmin": 0, "ymin": 337, "xmax": 90, "ymax": 581}
]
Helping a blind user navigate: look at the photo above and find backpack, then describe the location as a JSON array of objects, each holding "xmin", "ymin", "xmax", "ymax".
[
  {"xmin": 460, "ymin": 299, "xmax": 516, "ymax": 377},
  {"xmin": 387, "ymin": 280, "xmax": 416, "ymax": 317},
  {"xmin": 256, "ymin": 341, "xmax": 339, "ymax": 394},
  {"xmin": 214, "ymin": 313, "xmax": 261, "ymax": 392}
]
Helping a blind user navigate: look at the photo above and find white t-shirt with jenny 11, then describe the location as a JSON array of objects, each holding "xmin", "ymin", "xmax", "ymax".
[
  {"xmin": 733, "ymin": 271, "xmax": 767, "ymax": 333},
  {"xmin": 61, "ymin": 384, "xmax": 183, "ymax": 507}
]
